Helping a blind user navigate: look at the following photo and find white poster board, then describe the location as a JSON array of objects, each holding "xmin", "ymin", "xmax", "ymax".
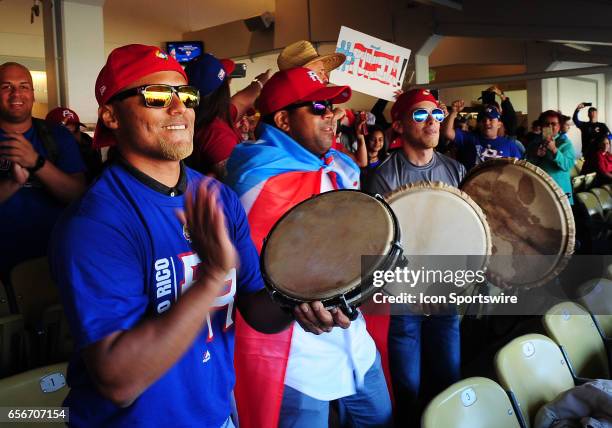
[{"xmin": 330, "ymin": 26, "xmax": 412, "ymax": 101}]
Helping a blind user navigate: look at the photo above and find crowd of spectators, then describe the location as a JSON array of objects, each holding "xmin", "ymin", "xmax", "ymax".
[{"xmin": 1, "ymin": 41, "xmax": 611, "ymax": 428}]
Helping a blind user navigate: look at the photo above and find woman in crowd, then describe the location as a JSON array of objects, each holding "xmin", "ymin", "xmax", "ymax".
[
  {"xmin": 362, "ymin": 125, "xmax": 388, "ymax": 169},
  {"xmin": 527, "ymin": 110, "xmax": 576, "ymax": 204},
  {"xmin": 186, "ymin": 54, "xmax": 269, "ymax": 178},
  {"xmin": 582, "ymin": 134, "xmax": 612, "ymax": 186}
]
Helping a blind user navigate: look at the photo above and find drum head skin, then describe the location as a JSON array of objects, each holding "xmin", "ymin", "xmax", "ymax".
[
  {"xmin": 263, "ymin": 190, "xmax": 395, "ymax": 301},
  {"xmin": 386, "ymin": 182, "xmax": 491, "ymax": 278},
  {"xmin": 386, "ymin": 182, "xmax": 491, "ymax": 258},
  {"xmin": 461, "ymin": 158, "xmax": 575, "ymax": 288}
]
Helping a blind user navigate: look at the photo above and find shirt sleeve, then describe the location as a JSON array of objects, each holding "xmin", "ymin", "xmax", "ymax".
[
  {"xmin": 501, "ymin": 98, "xmax": 517, "ymax": 136},
  {"xmin": 52, "ymin": 126, "xmax": 86, "ymax": 174},
  {"xmin": 551, "ymin": 137, "xmax": 576, "ymax": 171},
  {"xmin": 572, "ymin": 109, "xmax": 585, "ymax": 131},
  {"xmin": 452, "ymin": 129, "xmax": 468, "ymax": 149},
  {"xmin": 363, "ymin": 169, "xmax": 392, "ymax": 196},
  {"xmin": 596, "ymin": 152, "xmax": 608, "ymax": 175},
  {"xmin": 221, "ymin": 184, "xmax": 264, "ymax": 296},
  {"xmin": 50, "ymin": 213, "xmax": 148, "ymax": 350},
  {"xmin": 511, "ymin": 141, "xmax": 524, "ymax": 159},
  {"xmin": 195, "ymin": 120, "xmax": 239, "ymax": 167}
]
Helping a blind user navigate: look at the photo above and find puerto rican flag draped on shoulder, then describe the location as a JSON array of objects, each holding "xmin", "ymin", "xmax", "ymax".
[{"xmin": 226, "ymin": 124, "xmax": 391, "ymax": 428}]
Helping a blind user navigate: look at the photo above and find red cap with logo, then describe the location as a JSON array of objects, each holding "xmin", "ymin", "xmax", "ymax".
[
  {"xmin": 391, "ymin": 89, "xmax": 438, "ymax": 121},
  {"xmin": 93, "ymin": 44, "xmax": 187, "ymax": 148},
  {"xmin": 256, "ymin": 67, "xmax": 351, "ymax": 116},
  {"xmin": 45, "ymin": 107, "xmax": 85, "ymax": 128},
  {"xmin": 220, "ymin": 59, "xmax": 236, "ymax": 75}
]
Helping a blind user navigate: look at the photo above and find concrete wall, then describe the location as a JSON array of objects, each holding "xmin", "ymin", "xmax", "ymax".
[
  {"xmin": 104, "ymin": 0, "xmax": 274, "ymax": 55},
  {"xmin": 62, "ymin": 1, "xmax": 105, "ymax": 123}
]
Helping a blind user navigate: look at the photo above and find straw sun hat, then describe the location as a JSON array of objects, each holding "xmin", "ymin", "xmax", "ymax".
[{"xmin": 277, "ymin": 40, "xmax": 346, "ymax": 72}]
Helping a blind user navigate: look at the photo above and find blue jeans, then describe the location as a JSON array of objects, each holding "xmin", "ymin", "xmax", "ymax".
[
  {"xmin": 388, "ymin": 314, "xmax": 461, "ymax": 427},
  {"xmin": 279, "ymin": 352, "xmax": 393, "ymax": 428}
]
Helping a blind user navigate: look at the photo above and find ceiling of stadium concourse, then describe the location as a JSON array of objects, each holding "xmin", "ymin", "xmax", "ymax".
[
  {"xmin": 2, "ymin": 0, "xmax": 612, "ymax": 72},
  {"xmin": 165, "ymin": 0, "xmax": 612, "ymax": 65}
]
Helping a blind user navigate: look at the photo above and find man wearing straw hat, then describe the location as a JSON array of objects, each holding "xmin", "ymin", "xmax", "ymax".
[{"xmin": 277, "ymin": 40, "xmax": 346, "ymax": 84}]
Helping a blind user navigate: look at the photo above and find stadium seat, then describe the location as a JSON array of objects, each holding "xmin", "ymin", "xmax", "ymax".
[
  {"xmin": 495, "ymin": 334, "xmax": 575, "ymax": 428},
  {"xmin": 40, "ymin": 304, "xmax": 73, "ymax": 362},
  {"xmin": 575, "ymin": 192, "xmax": 610, "ymax": 241},
  {"xmin": 575, "ymin": 157, "xmax": 585, "ymax": 174},
  {"xmin": 9, "ymin": 257, "xmax": 64, "ymax": 367},
  {"xmin": 575, "ymin": 192, "xmax": 604, "ymax": 218},
  {"xmin": 422, "ymin": 377, "xmax": 521, "ymax": 428},
  {"xmin": 0, "ymin": 314, "xmax": 25, "ymax": 377},
  {"xmin": 543, "ymin": 302, "xmax": 609, "ymax": 380},
  {"xmin": 0, "ymin": 363, "xmax": 69, "ymax": 427},
  {"xmin": 590, "ymin": 187, "xmax": 612, "ymax": 213},
  {"xmin": 569, "ymin": 165, "xmax": 579, "ymax": 179},
  {"xmin": 9, "ymin": 257, "xmax": 60, "ymax": 328},
  {"xmin": 0, "ymin": 280, "xmax": 11, "ymax": 316},
  {"xmin": 572, "ymin": 175, "xmax": 585, "ymax": 192},
  {"xmin": 602, "ymin": 183, "xmax": 612, "ymax": 196},
  {"xmin": 584, "ymin": 172, "xmax": 597, "ymax": 190},
  {"xmin": 577, "ymin": 278, "xmax": 612, "ymax": 339}
]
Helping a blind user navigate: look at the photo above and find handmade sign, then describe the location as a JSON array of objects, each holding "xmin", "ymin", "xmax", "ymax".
[{"xmin": 330, "ymin": 26, "xmax": 412, "ymax": 101}]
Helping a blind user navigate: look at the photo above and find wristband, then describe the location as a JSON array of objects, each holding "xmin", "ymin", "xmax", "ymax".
[
  {"xmin": 27, "ymin": 154, "xmax": 46, "ymax": 173},
  {"xmin": 252, "ymin": 79, "xmax": 263, "ymax": 90}
]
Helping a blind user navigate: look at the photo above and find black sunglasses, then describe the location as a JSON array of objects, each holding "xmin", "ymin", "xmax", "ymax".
[
  {"xmin": 108, "ymin": 84, "xmax": 200, "ymax": 109},
  {"xmin": 286, "ymin": 100, "xmax": 334, "ymax": 116}
]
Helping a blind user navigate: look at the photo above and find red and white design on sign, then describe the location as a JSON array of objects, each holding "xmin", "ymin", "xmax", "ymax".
[{"xmin": 330, "ymin": 26, "xmax": 412, "ymax": 101}]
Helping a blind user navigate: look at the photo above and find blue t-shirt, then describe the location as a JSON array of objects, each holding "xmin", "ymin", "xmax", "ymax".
[
  {"xmin": 453, "ymin": 129, "xmax": 523, "ymax": 171},
  {"xmin": 49, "ymin": 163, "xmax": 263, "ymax": 428},
  {"xmin": 0, "ymin": 123, "xmax": 85, "ymax": 273}
]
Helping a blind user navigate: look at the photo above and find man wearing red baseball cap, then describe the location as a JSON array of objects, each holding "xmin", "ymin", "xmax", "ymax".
[
  {"xmin": 46, "ymin": 107, "xmax": 102, "ymax": 182},
  {"xmin": 226, "ymin": 67, "xmax": 392, "ymax": 428},
  {"xmin": 49, "ymin": 44, "xmax": 311, "ymax": 428},
  {"xmin": 364, "ymin": 89, "xmax": 465, "ymax": 427}
]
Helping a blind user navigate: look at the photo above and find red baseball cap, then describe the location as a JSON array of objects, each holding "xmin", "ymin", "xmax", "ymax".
[
  {"xmin": 220, "ymin": 59, "xmax": 236, "ymax": 75},
  {"xmin": 46, "ymin": 107, "xmax": 85, "ymax": 128},
  {"xmin": 93, "ymin": 44, "xmax": 187, "ymax": 148},
  {"xmin": 391, "ymin": 89, "xmax": 438, "ymax": 121},
  {"xmin": 256, "ymin": 67, "xmax": 351, "ymax": 116}
]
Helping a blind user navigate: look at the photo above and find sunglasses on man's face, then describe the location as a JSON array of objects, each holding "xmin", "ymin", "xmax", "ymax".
[
  {"xmin": 286, "ymin": 100, "xmax": 334, "ymax": 116},
  {"xmin": 412, "ymin": 108, "xmax": 445, "ymax": 123},
  {"xmin": 108, "ymin": 84, "xmax": 200, "ymax": 109}
]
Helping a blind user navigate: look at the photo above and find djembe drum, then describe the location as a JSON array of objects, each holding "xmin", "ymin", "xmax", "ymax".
[
  {"xmin": 261, "ymin": 190, "xmax": 402, "ymax": 319},
  {"xmin": 461, "ymin": 158, "xmax": 575, "ymax": 289}
]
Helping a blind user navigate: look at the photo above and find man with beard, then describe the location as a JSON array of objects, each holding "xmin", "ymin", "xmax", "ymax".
[
  {"xmin": 364, "ymin": 89, "xmax": 464, "ymax": 427},
  {"xmin": 49, "ymin": 45, "xmax": 328, "ymax": 428},
  {"xmin": 442, "ymin": 99, "xmax": 523, "ymax": 171}
]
